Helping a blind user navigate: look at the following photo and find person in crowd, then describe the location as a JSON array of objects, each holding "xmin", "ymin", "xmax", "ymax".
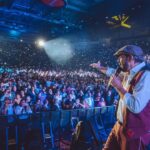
[
  {"xmin": 105, "ymin": 89, "xmax": 114, "ymax": 106},
  {"xmin": 61, "ymin": 87, "xmax": 67, "ymax": 99},
  {"xmin": 38, "ymin": 87, "xmax": 47, "ymax": 105},
  {"xmin": 72, "ymin": 98, "xmax": 86, "ymax": 109},
  {"xmin": 77, "ymin": 89, "xmax": 84, "ymax": 101},
  {"xmin": 49, "ymin": 97, "xmax": 59, "ymax": 111},
  {"xmin": 43, "ymin": 99, "xmax": 50, "ymax": 111},
  {"xmin": 47, "ymin": 88, "xmax": 53, "ymax": 100},
  {"xmin": 1, "ymin": 98, "xmax": 14, "ymax": 115},
  {"xmin": 83, "ymin": 91, "xmax": 94, "ymax": 108},
  {"xmin": 54, "ymin": 90, "xmax": 62, "ymax": 109},
  {"xmin": 14, "ymin": 99, "xmax": 32, "ymax": 115},
  {"xmin": 20, "ymin": 90, "xmax": 26, "ymax": 99},
  {"xmin": 34, "ymin": 99, "xmax": 43, "ymax": 112},
  {"xmin": 28, "ymin": 86, "xmax": 37, "ymax": 104},
  {"xmin": 95, "ymin": 96, "xmax": 106, "ymax": 107},
  {"xmin": 62, "ymin": 95, "xmax": 75, "ymax": 110},
  {"xmin": 14, "ymin": 93, "xmax": 22, "ymax": 105}
]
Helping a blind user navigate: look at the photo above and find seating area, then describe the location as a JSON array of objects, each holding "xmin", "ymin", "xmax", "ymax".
[{"xmin": 0, "ymin": 106, "xmax": 116, "ymax": 150}]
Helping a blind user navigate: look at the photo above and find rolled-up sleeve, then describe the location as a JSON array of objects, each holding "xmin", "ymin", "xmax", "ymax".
[{"xmin": 123, "ymin": 71, "xmax": 150, "ymax": 113}]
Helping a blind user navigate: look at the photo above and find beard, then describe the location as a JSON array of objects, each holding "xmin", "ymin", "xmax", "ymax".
[{"xmin": 119, "ymin": 61, "xmax": 129, "ymax": 72}]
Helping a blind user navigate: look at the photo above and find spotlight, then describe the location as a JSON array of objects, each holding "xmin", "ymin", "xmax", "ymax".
[
  {"xmin": 44, "ymin": 38, "xmax": 73, "ymax": 64},
  {"xmin": 37, "ymin": 39, "xmax": 45, "ymax": 47}
]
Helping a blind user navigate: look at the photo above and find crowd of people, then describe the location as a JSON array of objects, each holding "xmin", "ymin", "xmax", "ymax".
[{"xmin": 0, "ymin": 68, "xmax": 119, "ymax": 116}]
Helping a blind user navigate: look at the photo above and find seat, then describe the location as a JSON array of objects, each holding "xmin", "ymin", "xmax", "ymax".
[
  {"xmin": 60, "ymin": 110, "xmax": 71, "ymax": 129},
  {"xmin": 94, "ymin": 107, "xmax": 101, "ymax": 117},
  {"xmin": 71, "ymin": 109, "xmax": 79, "ymax": 130},
  {"xmin": 60, "ymin": 110, "xmax": 72, "ymax": 148},
  {"xmin": 78, "ymin": 109, "xmax": 86, "ymax": 121},
  {"xmin": 86, "ymin": 108, "xmax": 94, "ymax": 119},
  {"xmin": 49, "ymin": 111, "xmax": 61, "ymax": 148},
  {"xmin": 0, "ymin": 115, "xmax": 18, "ymax": 150},
  {"xmin": 41, "ymin": 112, "xmax": 54, "ymax": 149},
  {"xmin": 16, "ymin": 114, "xmax": 30, "ymax": 150}
]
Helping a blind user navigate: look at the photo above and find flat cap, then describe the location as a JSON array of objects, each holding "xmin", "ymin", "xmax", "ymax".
[{"xmin": 114, "ymin": 45, "xmax": 144, "ymax": 57}]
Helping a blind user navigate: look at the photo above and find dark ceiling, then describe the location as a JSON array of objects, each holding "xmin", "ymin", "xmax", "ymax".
[{"xmin": 0, "ymin": 0, "xmax": 149, "ymax": 42}]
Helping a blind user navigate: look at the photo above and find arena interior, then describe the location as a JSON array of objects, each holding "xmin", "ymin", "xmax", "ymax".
[{"xmin": 0, "ymin": 0, "xmax": 150, "ymax": 150}]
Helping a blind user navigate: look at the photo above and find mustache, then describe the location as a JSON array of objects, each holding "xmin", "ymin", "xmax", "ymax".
[
  {"xmin": 119, "ymin": 65, "xmax": 128, "ymax": 72},
  {"xmin": 118, "ymin": 62, "xmax": 128, "ymax": 72}
]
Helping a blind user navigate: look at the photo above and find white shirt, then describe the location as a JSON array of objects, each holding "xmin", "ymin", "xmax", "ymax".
[
  {"xmin": 85, "ymin": 97, "xmax": 94, "ymax": 108},
  {"xmin": 106, "ymin": 62, "xmax": 150, "ymax": 123}
]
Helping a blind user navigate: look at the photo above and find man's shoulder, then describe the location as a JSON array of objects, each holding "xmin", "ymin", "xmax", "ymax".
[
  {"xmin": 141, "ymin": 63, "xmax": 150, "ymax": 77},
  {"xmin": 142, "ymin": 69, "xmax": 150, "ymax": 80},
  {"xmin": 142, "ymin": 63, "xmax": 150, "ymax": 71}
]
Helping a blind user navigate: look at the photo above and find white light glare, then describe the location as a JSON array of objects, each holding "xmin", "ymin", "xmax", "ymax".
[{"xmin": 37, "ymin": 39, "xmax": 45, "ymax": 47}]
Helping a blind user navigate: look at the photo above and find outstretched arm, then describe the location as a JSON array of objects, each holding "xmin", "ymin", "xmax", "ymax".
[
  {"xmin": 90, "ymin": 61, "xmax": 108, "ymax": 74},
  {"xmin": 90, "ymin": 61, "xmax": 116, "ymax": 77}
]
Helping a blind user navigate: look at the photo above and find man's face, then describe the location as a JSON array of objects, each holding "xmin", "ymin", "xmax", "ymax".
[{"xmin": 117, "ymin": 54, "xmax": 130, "ymax": 72}]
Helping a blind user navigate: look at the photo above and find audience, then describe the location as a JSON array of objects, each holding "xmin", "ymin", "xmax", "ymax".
[{"xmin": 0, "ymin": 68, "xmax": 119, "ymax": 115}]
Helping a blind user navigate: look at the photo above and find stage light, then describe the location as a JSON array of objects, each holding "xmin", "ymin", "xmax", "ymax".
[
  {"xmin": 37, "ymin": 39, "xmax": 45, "ymax": 47},
  {"xmin": 44, "ymin": 38, "xmax": 73, "ymax": 64}
]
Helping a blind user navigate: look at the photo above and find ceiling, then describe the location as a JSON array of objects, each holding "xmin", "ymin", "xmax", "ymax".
[{"xmin": 0, "ymin": 0, "xmax": 149, "ymax": 42}]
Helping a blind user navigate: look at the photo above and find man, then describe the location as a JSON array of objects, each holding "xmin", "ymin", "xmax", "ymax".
[{"xmin": 90, "ymin": 45, "xmax": 150, "ymax": 150}]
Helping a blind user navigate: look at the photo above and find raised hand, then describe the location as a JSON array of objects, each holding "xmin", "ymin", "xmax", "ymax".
[{"xmin": 90, "ymin": 61, "xmax": 101, "ymax": 69}]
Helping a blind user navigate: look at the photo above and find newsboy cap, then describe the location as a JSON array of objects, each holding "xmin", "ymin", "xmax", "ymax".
[{"xmin": 114, "ymin": 45, "xmax": 144, "ymax": 57}]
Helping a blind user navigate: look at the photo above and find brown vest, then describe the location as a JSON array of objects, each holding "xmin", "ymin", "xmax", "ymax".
[{"xmin": 123, "ymin": 70, "xmax": 150, "ymax": 139}]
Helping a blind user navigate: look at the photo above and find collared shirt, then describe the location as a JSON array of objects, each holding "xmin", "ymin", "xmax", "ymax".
[{"xmin": 106, "ymin": 62, "xmax": 150, "ymax": 123}]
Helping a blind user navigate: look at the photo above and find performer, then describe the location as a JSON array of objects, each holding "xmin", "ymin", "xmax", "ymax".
[{"xmin": 90, "ymin": 45, "xmax": 150, "ymax": 150}]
